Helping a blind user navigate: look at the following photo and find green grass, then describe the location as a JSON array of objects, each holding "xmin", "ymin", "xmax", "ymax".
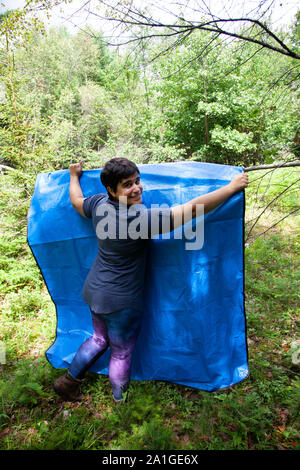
[{"xmin": 0, "ymin": 168, "xmax": 299, "ymax": 450}]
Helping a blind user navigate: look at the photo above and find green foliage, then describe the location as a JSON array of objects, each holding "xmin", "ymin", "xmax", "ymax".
[
  {"xmin": 147, "ymin": 31, "xmax": 299, "ymax": 165},
  {"xmin": 1, "ymin": 362, "xmax": 47, "ymax": 407},
  {"xmin": 209, "ymin": 126, "xmax": 257, "ymax": 163},
  {"xmin": 1, "ymin": 178, "xmax": 298, "ymax": 450},
  {"xmin": 1, "ymin": 7, "xmax": 299, "ymax": 170},
  {"xmin": 245, "ymin": 234, "xmax": 300, "ymax": 328},
  {"xmin": 247, "ymin": 167, "xmax": 300, "ymax": 211}
]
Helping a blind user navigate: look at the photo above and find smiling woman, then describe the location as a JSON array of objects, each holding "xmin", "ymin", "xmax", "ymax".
[
  {"xmin": 109, "ymin": 172, "xmax": 143, "ymax": 204},
  {"xmin": 53, "ymin": 157, "xmax": 174, "ymax": 403}
]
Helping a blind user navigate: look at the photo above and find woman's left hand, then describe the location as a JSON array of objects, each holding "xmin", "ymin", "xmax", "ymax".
[
  {"xmin": 69, "ymin": 161, "xmax": 83, "ymax": 178},
  {"xmin": 228, "ymin": 171, "xmax": 249, "ymax": 193}
]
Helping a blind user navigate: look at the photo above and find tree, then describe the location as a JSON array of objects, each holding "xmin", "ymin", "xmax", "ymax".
[
  {"xmin": 0, "ymin": 4, "xmax": 47, "ymax": 168},
  {"xmin": 133, "ymin": 29, "xmax": 299, "ymax": 166}
]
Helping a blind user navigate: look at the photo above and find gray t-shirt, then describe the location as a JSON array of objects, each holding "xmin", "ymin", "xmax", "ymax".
[{"xmin": 81, "ymin": 194, "xmax": 172, "ymax": 314}]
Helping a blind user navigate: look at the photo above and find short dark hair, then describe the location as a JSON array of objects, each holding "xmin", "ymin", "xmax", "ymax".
[{"xmin": 100, "ymin": 158, "xmax": 140, "ymax": 195}]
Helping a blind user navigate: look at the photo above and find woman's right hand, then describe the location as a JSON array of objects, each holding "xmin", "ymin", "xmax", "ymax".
[{"xmin": 69, "ymin": 161, "xmax": 83, "ymax": 177}]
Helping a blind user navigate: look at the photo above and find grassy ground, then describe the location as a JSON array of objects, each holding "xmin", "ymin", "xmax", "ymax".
[{"xmin": 0, "ymin": 168, "xmax": 299, "ymax": 450}]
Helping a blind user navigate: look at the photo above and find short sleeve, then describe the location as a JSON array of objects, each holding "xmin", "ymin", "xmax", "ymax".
[{"xmin": 83, "ymin": 194, "xmax": 107, "ymax": 218}]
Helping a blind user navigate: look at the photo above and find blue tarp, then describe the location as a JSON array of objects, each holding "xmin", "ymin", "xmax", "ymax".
[{"xmin": 27, "ymin": 161, "xmax": 248, "ymax": 391}]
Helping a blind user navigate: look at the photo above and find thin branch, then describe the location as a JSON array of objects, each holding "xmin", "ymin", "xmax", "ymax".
[
  {"xmin": 247, "ymin": 167, "xmax": 284, "ymax": 184},
  {"xmin": 259, "ymin": 65, "xmax": 300, "ymax": 106},
  {"xmin": 249, "ymin": 207, "xmax": 300, "ymax": 242},
  {"xmin": 158, "ymin": 33, "xmax": 221, "ymax": 79},
  {"xmin": 252, "ymin": 166, "xmax": 276, "ymax": 206},
  {"xmin": 244, "ymin": 161, "xmax": 300, "ymax": 171},
  {"xmin": 146, "ymin": 29, "xmax": 194, "ymax": 64},
  {"xmin": 197, "ymin": 24, "xmax": 300, "ymax": 59},
  {"xmin": 93, "ymin": 3, "xmax": 300, "ymax": 59},
  {"xmin": 245, "ymin": 178, "xmax": 300, "ymax": 242},
  {"xmin": 225, "ymin": 45, "xmax": 265, "ymax": 75}
]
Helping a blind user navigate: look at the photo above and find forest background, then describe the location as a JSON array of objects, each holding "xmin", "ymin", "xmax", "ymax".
[{"xmin": 0, "ymin": 0, "xmax": 299, "ymax": 450}]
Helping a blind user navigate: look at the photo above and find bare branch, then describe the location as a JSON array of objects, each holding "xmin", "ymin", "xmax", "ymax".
[
  {"xmin": 91, "ymin": 1, "xmax": 300, "ymax": 59},
  {"xmin": 244, "ymin": 161, "xmax": 300, "ymax": 171},
  {"xmin": 160, "ymin": 32, "xmax": 221, "ymax": 79},
  {"xmin": 249, "ymin": 207, "xmax": 300, "ymax": 242},
  {"xmin": 245, "ymin": 178, "xmax": 300, "ymax": 242}
]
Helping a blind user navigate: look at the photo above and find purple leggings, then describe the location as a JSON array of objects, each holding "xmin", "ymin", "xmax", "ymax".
[{"xmin": 69, "ymin": 308, "xmax": 141, "ymax": 401}]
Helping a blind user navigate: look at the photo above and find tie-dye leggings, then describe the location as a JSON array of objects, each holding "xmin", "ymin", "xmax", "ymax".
[{"xmin": 68, "ymin": 308, "xmax": 141, "ymax": 401}]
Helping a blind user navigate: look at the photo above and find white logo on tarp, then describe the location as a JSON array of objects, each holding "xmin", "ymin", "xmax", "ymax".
[{"xmin": 237, "ymin": 365, "xmax": 248, "ymax": 379}]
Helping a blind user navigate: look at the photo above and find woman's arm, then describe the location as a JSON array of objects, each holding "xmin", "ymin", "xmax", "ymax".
[
  {"xmin": 69, "ymin": 161, "xmax": 86, "ymax": 218},
  {"xmin": 171, "ymin": 171, "xmax": 248, "ymax": 229}
]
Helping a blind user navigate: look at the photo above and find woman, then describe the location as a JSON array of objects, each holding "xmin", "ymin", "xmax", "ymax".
[{"xmin": 53, "ymin": 158, "xmax": 248, "ymax": 402}]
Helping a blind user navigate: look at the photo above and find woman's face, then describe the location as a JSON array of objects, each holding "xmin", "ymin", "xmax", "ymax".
[{"xmin": 108, "ymin": 172, "xmax": 143, "ymax": 205}]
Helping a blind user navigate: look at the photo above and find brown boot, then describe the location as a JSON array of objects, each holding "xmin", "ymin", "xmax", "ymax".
[{"xmin": 52, "ymin": 372, "xmax": 84, "ymax": 402}]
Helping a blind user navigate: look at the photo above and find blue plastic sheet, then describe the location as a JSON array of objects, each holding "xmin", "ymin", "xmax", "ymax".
[{"xmin": 27, "ymin": 162, "xmax": 249, "ymax": 391}]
